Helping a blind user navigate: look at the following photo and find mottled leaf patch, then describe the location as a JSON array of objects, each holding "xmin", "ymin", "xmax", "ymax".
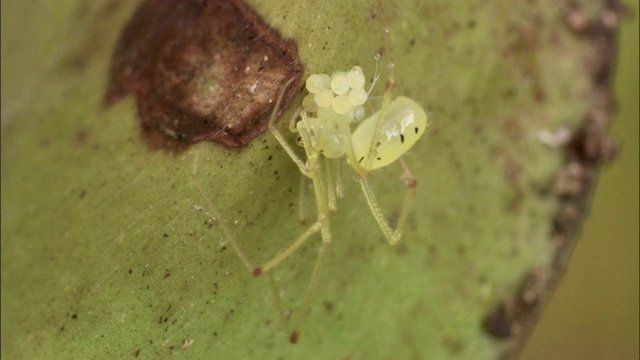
[{"xmin": 105, "ymin": 0, "xmax": 303, "ymax": 151}]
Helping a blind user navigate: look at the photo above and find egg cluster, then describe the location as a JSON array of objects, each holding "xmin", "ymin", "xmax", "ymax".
[{"xmin": 303, "ymin": 66, "xmax": 370, "ymax": 119}]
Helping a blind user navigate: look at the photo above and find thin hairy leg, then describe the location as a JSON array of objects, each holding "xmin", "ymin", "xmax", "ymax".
[
  {"xmin": 289, "ymin": 226, "xmax": 331, "ymax": 344},
  {"xmin": 191, "ymin": 151, "xmax": 255, "ymax": 272},
  {"xmin": 358, "ymin": 159, "xmax": 416, "ymax": 246}
]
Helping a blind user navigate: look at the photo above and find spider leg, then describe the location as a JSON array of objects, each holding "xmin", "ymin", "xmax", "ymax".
[
  {"xmin": 255, "ymin": 220, "xmax": 322, "ymax": 275},
  {"xmin": 289, "ymin": 224, "xmax": 331, "ymax": 344},
  {"xmin": 191, "ymin": 150, "xmax": 255, "ymax": 272},
  {"xmin": 298, "ymin": 174, "xmax": 307, "ymax": 224},
  {"xmin": 268, "ymin": 78, "xmax": 312, "ymax": 177},
  {"xmin": 358, "ymin": 159, "xmax": 416, "ymax": 246},
  {"xmin": 261, "ymin": 115, "xmax": 336, "ymax": 342},
  {"xmin": 345, "ymin": 61, "xmax": 417, "ymax": 245}
]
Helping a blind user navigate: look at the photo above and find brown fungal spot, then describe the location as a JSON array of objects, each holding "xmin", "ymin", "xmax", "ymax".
[
  {"xmin": 482, "ymin": 305, "xmax": 512, "ymax": 339},
  {"xmin": 481, "ymin": 270, "xmax": 551, "ymax": 340},
  {"xmin": 489, "ymin": 4, "xmax": 625, "ymax": 357},
  {"xmin": 252, "ymin": 267, "xmax": 263, "ymax": 277},
  {"xmin": 105, "ymin": 0, "xmax": 303, "ymax": 151},
  {"xmin": 289, "ymin": 331, "xmax": 299, "ymax": 344}
]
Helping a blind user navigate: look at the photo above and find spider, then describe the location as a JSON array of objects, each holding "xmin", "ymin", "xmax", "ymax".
[{"xmin": 194, "ymin": 60, "xmax": 427, "ymax": 343}]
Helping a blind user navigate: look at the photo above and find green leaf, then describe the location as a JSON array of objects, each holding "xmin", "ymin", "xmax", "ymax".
[{"xmin": 1, "ymin": 1, "xmax": 622, "ymax": 359}]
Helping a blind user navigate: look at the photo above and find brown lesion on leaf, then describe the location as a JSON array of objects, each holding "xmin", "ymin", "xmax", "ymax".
[
  {"xmin": 482, "ymin": 269, "xmax": 552, "ymax": 341},
  {"xmin": 547, "ymin": 0, "xmax": 622, "ymax": 271},
  {"xmin": 551, "ymin": 103, "xmax": 617, "ymax": 267},
  {"xmin": 483, "ymin": 1, "xmax": 625, "ymax": 358},
  {"xmin": 105, "ymin": 0, "xmax": 303, "ymax": 152}
]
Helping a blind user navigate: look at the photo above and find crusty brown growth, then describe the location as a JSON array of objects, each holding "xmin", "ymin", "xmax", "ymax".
[
  {"xmin": 483, "ymin": 1, "xmax": 627, "ymax": 359},
  {"xmin": 105, "ymin": 0, "xmax": 303, "ymax": 151}
]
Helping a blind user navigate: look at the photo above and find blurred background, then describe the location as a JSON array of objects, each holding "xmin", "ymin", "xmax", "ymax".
[{"xmin": 521, "ymin": 2, "xmax": 639, "ymax": 359}]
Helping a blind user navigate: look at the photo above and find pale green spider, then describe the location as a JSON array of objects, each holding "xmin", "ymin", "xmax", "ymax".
[
  {"xmin": 194, "ymin": 61, "xmax": 427, "ymax": 343},
  {"xmin": 269, "ymin": 62, "xmax": 427, "ymax": 341}
]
